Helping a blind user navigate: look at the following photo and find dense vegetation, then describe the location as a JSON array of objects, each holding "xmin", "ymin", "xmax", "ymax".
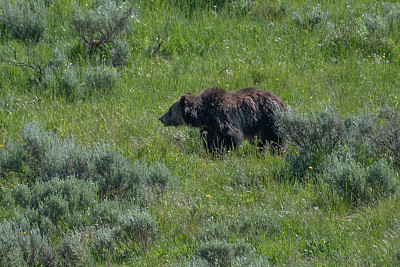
[{"xmin": 1, "ymin": 0, "xmax": 400, "ymax": 266}]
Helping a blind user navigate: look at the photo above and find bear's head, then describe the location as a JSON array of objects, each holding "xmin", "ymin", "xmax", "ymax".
[{"xmin": 159, "ymin": 93, "xmax": 201, "ymax": 127}]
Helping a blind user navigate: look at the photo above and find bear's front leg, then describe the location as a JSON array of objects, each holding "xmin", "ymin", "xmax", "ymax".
[
  {"xmin": 200, "ymin": 129, "xmax": 223, "ymax": 153},
  {"xmin": 200, "ymin": 128, "xmax": 242, "ymax": 154}
]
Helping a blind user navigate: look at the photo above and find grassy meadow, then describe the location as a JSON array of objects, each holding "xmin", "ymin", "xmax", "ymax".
[{"xmin": 1, "ymin": 0, "xmax": 400, "ymax": 266}]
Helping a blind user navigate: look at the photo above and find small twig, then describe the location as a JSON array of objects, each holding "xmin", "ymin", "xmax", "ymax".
[
  {"xmin": 1, "ymin": 59, "xmax": 36, "ymax": 71},
  {"xmin": 1, "ymin": 59, "xmax": 43, "ymax": 81},
  {"xmin": 218, "ymin": 68, "xmax": 228, "ymax": 74}
]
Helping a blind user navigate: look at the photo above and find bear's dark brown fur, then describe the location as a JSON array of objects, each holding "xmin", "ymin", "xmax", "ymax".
[{"xmin": 159, "ymin": 87, "xmax": 286, "ymax": 153}]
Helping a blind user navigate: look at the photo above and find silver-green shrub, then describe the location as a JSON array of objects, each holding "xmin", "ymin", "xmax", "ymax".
[
  {"xmin": 322, "ymin": 154, "xmax": 398, "ymax": 204},
  {"xmin": 365, "ymin": 159, "xmax": 398, "ymax": 200},
  {"xmin": 382, "ymin": 2, "xmax": 400, "ymax": 32},
  {"xmin": 323, "ymin": 154, "xmax": 367, "ymax": 204},
  {"xmin": 0, "ymin": 139, "xmax": 24, "ymax": 173},
  {"xmin": 22, "ymin": 122, "xmax": 56, "ymax": 171},
  {"xmin": 197, "ymin": 222, "xmax": 231, "ymax": 242},
  {"xmin": 111, "ymin": 39, "xmax": 130, "ymax": 67},
  {"xmin": 276, "ymin": 108, "xmax": 346, "ymax": 178},
  {"xmin": 113, "ymin": 210, "xmax": 158, "ymax": 250},
  {"xmin": 1, "ymin": 0, "xmax": 47, "ymax": 42},
  {"xmin": 70, "ymin": 1, "xmax": 131, "ymax": 50},
  {"xmin": 276, "ymin": 108, "xmax": 345, "ymax": 157},
  {"xmin": 373, "ymin": 107, "xmax": 400, "ymax": 166},
  {"xmin": 84, "ymin": 67, "xmax": 117, "ymax": 95},
  {"xmin": 91, "ymin": 146, "xmax": 141, "ymax": 198},
  {"xmin": 196, "ymin": 239, "xmax": 252, "ymax": 266},
  {"xmin": 292, "ymin": 4, "xmax": 329, "ymax": 31},
  {"xmin": 39, "ymin": 194, "xmax": 70, "ymax": 225},
  {"xmin": 57, "ymin": 235, "xmax": 92, "ymax": 267},
  {"xmin": 92, "ymin": 199, "xmax": 121, "ymax": 227},
  {"xmin": 0, "ymin": 220, "xmax": 55, "ymax": 266},
  {"xmin": 232, "ymin": 209, "xmax": 280, "ymax": 238}
]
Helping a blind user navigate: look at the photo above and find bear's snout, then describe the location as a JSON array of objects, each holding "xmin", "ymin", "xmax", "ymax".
[
  {"xmin": 159, "ymin": 115, "xmax": 165, "ymax": 125},
  {"xmin": 159, "ymin": 114, "xmax": 169, "ymax": 126}
]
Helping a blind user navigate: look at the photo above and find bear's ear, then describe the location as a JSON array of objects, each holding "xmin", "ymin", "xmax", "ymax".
[
  {"xmin": 181, "ymin": 95, "xmax": 198, "ymax": 120},
  {"xmin": 179, "ymin": 95, "xmax": 188, "ymax": 106}
]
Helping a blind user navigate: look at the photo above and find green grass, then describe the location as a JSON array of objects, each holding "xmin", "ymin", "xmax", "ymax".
[{"xmin": 1, "ymin": 0, "xmax": 400, "ymax": 266}]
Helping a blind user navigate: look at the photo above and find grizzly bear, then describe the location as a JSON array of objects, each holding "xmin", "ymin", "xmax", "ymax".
[{"xmin": 159, "ymin": 87, "xmax": 286, "ymax": 153}]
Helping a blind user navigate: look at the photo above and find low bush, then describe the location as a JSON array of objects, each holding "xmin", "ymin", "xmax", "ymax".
[
  {"xmin": 111, "ymin": 39, "xmax": 130, "ymax": 67},
  {"xmin": 114, "ymin": 210, "xmax": 158, "ymax": 250},
  {"xmin": 232, "ymin": 209, "xmax": 280, "ymax": 238},
  {"xmin": 1, "ymin": 0, "xmax": 47, "ymax": 42},
  {"xmin": 365, "ymin": 159, "xmax": 398, "ymax": 200},
  {"xmin": 276, "ymin": 108, "xmax": 345, "ymax": 159},
  {"xmin": 70, "ymin": 1, "xmax": 132, "ymax": 52},
  {"xmin": 39, "ymin": 194, "xmax": 70, "ymax": 225},
  {"xmin": 91, "ymin": 146, "xmax": 141, "ymax": 198},
  {"xmin": 31, "ymin": 177, "xmax": 97, "ymax": 212},
  {"xmin": 276, "ymin": 108, "xmax": 346, "ymax": 179},
  {"xmin": 322, "ymin": 154, "xmax": 398, "ymax": 204},
  {"xmin": 91, "ymin": 227, "xmax": 116, "ymax": 262},
  {"xmin": 172, "ymin": 256, "xmax": 210, "ymax": 267},
  {"xmin": 196, "ymin": 239, "xmax": 252, "ymax": 266},
  {"xmin": 322, "ymin": 9, "xmax": 394, "ymax": 56},
  {"xmin": 322, "ymin": 154, "xmax": 367, "ymax": 204},
  {"xmin": 372, "ymin": 107, "xmax": 400, "ymax": 166},
  {"xmin": 197, "ymin": 222, "xmax": 231, "ymax": 242},
  {"xmin": 146, "ymin": 162, "xmax": 174, "ymax": 192},
  {"xmin": 83, "ymin": 67, "xmax": 118, "ymax": 96},
  {"xmin": 22, "ymin": 122, "xmax": 56, "ymax": 173},
  {"xmin": 0, "ymin": 220, "xmax": 56, "ymax": 267},
  {"xmin": 57, "ymin": 234, "xmax": 92, "ymax": 267},
  {"xmin": 41, "ymin": 141, "xmax": 90, "ymax": 181},
  {"xmin": 17, "ymin": 122, "xmax": 174, "ymax": 200},
  {"xmin": 292, "ymin": 4, "xmax": 329, "ymax": 31},
  {"xmin": 92, "ymin": 199, "xmax": 121, "ymax": 227},
  {"xmin": 0, "ymin": 139, "xmax": 24, "ymax": 174}
]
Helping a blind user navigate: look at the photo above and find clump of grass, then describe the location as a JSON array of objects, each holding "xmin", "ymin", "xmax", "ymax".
[
  {"xmin": 1, "ymin": 0, "xmax": 47, "ymax": 42},
  {"xmin": 227, "ymin": 158, "xmax": 250, "ymax": 187},
  {"xmin": 83, "ymin": 67, "xmax": 118, "ymax": 96},
  {"xmin": 197, "ymin": 222, "xmax": 231, "ymax": 242},
  {"xmin": 231, "ymin": 209, "xmax": 280, "ymax": 238}
]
